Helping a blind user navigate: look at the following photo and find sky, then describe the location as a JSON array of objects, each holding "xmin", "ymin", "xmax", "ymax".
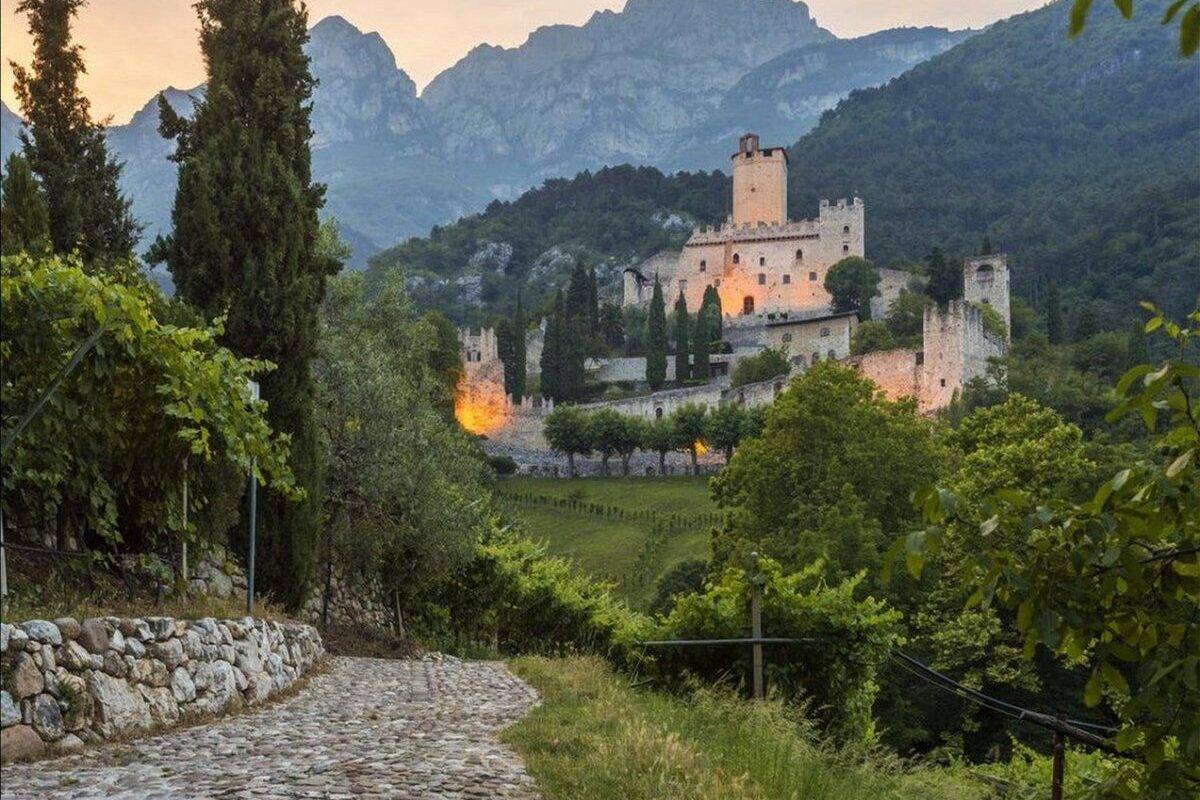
[{"xmin": 0, "ymin": 0, "xmax": 1050, "ymax": 124}]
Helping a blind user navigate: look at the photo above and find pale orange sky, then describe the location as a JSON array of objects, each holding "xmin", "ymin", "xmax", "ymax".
[{"xmin": 0, "ymin": 0, "xmax": 1050, "ymax": 124}]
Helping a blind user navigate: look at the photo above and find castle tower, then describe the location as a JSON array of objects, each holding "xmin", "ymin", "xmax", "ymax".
[
  {"xmin": 963, "ymin": 254, "xmax": 1011, "ymax": 336},
  {"xmin": 731, "ymin": 133, "xmax": 787, "ymax": 227}
]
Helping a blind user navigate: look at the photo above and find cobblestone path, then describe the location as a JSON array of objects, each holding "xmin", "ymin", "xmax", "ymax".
[{"xmin": 1, "ymin": 657, "xmax": 541, "ymax": 799}]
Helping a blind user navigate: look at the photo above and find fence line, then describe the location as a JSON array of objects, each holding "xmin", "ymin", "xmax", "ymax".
[{"xmin": 496, "ymin": 490, "xmax": 721, "ymax": 533}]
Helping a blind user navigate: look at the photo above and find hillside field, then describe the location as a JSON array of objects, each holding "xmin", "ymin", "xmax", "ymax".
[{"xmin": 497, "ymin": 476, "xmax": 715, "ymax": 609}]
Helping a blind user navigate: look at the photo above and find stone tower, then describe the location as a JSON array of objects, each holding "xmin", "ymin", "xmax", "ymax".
[
  {"xmin": 731, "ymin": 133, "xmax": 787, "ymax": 227},
  {"xmin": 963, "ymin": 254, "xmax": 1011, "ymax": 335}
]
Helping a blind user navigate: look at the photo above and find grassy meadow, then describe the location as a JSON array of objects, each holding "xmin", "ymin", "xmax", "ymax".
[{"xmin": 497, "ymin": 476, "xmax": 715, "ymax": 609}]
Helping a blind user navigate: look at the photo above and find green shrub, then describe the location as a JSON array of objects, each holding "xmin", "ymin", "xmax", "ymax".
[
  {"xmin": 488, "ymin": 455, "xmax": 519, "ymax": 475},
  {"xmin": 649, "ymin": 558, "xmax": 709, "ymax": 616},
  {"xmin": 653, "ymin": 557, "xmax": 901, "ymax": 743},
  {"xmin": 731, "ymin": 348, "xmax": 790, "ymax": 388}
]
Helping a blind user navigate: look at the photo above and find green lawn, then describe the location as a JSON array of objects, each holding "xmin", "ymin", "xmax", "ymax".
[
  {"xmin": 497, "ymin": 477, "xmax": 715, "ymax": 609},
  {"xmin": 505, "ymin": 656, "xmax": 992, "ymax": 800}
]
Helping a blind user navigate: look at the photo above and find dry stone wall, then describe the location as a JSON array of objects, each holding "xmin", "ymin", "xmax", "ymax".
[{"xmin": 0, "ymin": 615, "xmax": 323, "ymax": 762}]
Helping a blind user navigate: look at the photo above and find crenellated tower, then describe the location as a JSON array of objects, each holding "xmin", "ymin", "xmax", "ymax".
[{"xmin": 731, "ymin": 133, "xmax": 788, "ymax": 227}]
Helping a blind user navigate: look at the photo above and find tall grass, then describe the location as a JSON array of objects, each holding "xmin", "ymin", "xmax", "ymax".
[{"xmin": 505, "ymin": 656, "xmax": 992, "ymax": 800}]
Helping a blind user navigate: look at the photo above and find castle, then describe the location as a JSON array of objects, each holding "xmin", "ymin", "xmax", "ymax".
[{"xmin": 459, "ymin": 132, "xmax": 1010, "ymax": 448}]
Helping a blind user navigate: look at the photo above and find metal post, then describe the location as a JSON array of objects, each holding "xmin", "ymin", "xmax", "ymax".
[
  {"xmin": 246, "ymin": 379, "xmax": 259, "ymax": 618},
  {"xmin": 1051, "ymin": 729, "xmax": 1065, "ymax": 800},
  {"xmin": 180, "ymin": 457, "xmax": 189, "ymax": 584},
  {"xmin": 1, "ymin": 508, "xmax": 7, "ymax": 600},
  {"xmin": 750, "ymin": 551, "xmax": 764, "ymax": 700},
  {"xmin": 247, "ymin": 466, "xmax": 256, "ymax": 617}
]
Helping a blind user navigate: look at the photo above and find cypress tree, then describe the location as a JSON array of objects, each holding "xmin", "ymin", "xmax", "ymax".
[
  {"xmin": 925, "ymin": 246, "xmax": 962, "ymax": 306},
  {"xmin": 540, "ymin": 292, "xmax": 565, "ymax": 401},
  {"xmin": 565, "ymin": 262, "xmax": 591, "ymax": 322},
  {"xmin": 1074, "ymin": 303, "xmax": 1099, "ymax": 342},
  {"xmin": 692, "ymin": 298, "xmax": 711, "ymax": 381},
  {"xmin": 673, "ymin": 292, "xmax": 690, "ymax": 383},
  {"xmin": 512, "ymin": 290, "xmax": 527, "ymax": 401},
  {"xmin": 646, "ymin": 278, "xmax": 667, "ymax": 390},
  {"xmin": 1046, "ymin": 284, "xmax": 1064, "ymax": 345},
  {"xmin": 980, "ymin": 235, "xmax": 993, "ymax": 255},
  {"xmin": 496, "ymin": 318, "xmax": 517, "ymax": 398},
  {"xmin": 587, "ymin": 266, "xmax": 599, "ymax": 331},
  {"xmin": 12, "ymin": 0, "xmax": 139, "ymax": 263},
  {"xmin": 0, "ymin": 153, "xmax": 51, "ymax": 255},
  {"xmin": 151, "ymin": 0, "xmax": 336, "ymax": 609},
  {"xmin": 703, "ymin": 284, "xmax": 723, "ymax": 343}
]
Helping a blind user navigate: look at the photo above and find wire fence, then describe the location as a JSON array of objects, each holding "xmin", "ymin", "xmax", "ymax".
[{"xmin": 497, "ymin": 490, "xmax": 721, "ymax": 533}]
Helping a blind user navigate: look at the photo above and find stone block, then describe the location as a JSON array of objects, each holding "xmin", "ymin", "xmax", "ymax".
[
  {"xmin": 53, "ymin": 617, "xmax": 81, "ymax": 641},
  {"xmin": 0, "ymin": 690, "xmax": 19, "ymax": 728},
  {"xmin": 137, "ymin": 685, "xmax": 179, "ymax": 727},
  {"xmin": 87, "ymin": 671, "xmax": 151, "ymax": 738},
  {"xmin": 20, "ymin": 620, "xmax": 62, "ymax": 646},
  {"xmin": 8, "ymin": 652, "xmax": 43, "ymax": 699},
  {"xmin": 170, "ymin": 667, "xmax": 196, "ymax": 703},
  {"xmin": 56, "ymin": 639, "xmax": 92, "ymax": 670},
  {"xmin": 0, "ymin": 724, "xmax": 45, "ymax": 763},
  {"xmin": 31, "ymin": 693, "xmax": 64, "ymax": 740},
  {"xmin": 78, "ymin": 618, "xmax": 109, "ymax": 654},
  {"xmin": 150, "ymin": 638, "xmax": 186, "ymax": 670}
]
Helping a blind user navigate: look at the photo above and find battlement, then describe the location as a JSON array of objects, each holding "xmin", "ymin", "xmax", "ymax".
[{"xmin": 685, "ymin": 197, "xmax": 864, "ymax": 246}]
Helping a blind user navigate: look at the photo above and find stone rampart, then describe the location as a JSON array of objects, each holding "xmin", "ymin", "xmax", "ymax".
[{"xmin": 0, "ymin": 615, "xmax": 323, "ymax": 762}]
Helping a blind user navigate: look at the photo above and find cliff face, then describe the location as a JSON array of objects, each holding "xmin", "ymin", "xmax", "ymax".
[{"xmin": 422, "ymin": 0, "xmax": 832, "ymax": 181}]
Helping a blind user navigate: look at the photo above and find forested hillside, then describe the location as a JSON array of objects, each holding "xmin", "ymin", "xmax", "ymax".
[
  {"xmin": 785, "ymin": 0, "xmax": 1199, "ymax": 323},
  {"xmin": 372, "ymin": 0, "xmax": 1197, "ymax": 327}
]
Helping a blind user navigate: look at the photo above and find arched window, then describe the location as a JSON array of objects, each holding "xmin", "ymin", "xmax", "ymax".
[
  {"xmin": 699, "ymin": 259, "xmax": 707, "ymax": 272},
  {"xmin": 742, "ymin": 296, "xmax": 755, "ymax": 315},
  {"xmin": 976, "ymin": 263, "xmax": 995, "ymax": 284},
  {"xmin": 843, "ymin": 225, "xmax": 850, "ymax": 234},
  {"xmin": 843, "ymin": 244, "xmax": 850, "ymax": 253},
  {"xmin": 812, "ymin": 352, "xmax": 820, "ymax": 363},
  {"xmin": 795, "ymin": 248, "xmax": 803, "ymax": 260},
  {"xmin": 759, "ymin": 256, "xmax": 766, "ymax": 266},
  {"xmin": 655, "ymin": 407, "xmax": 663, "ymax": 419},
  {"xmin": 732, "ymin": 253, "xmax": 740, "ymax": 264},
  {"xmin": 828, "ymin": 349, "xmax": 836, "ymax": 359}
]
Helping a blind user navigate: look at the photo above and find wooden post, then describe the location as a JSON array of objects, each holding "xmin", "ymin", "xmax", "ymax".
[
  {"xmin": 750, "ymin": 551, "xmax": 764, "ymax": 700},
  {"xmin": 1051, "ymin": 729, "xmax": 1065, "ymax": 800}
]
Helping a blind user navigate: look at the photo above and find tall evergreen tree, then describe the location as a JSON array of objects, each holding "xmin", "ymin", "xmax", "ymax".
[
  {"xmin": 673, "ymin": 292, "xmax": 690, "ymax": 383},
  {"xmin": 587, "ymin": 266, "xmax": 599, "ymax": 331},
  {"xmin": 12, "ymin": 0, "xmax": 139, "ymax": 263},
  {"xmin": 1046, "ymin": 284, "xmax": 1064, "ymax": 344},
  {"xmin": 151, "ymin": 0, "xmax": 336, "ymax": 609},
  {"xmin": 565, "ymin": 263, "xmax": 591, "ymax": 321},
  {"xmin": 512, "ymin": 290, "xmax": 527, "ymax": 401},
  {"xmin": 692, "ymin": 298, "xmax": 711, "ymax": 381},
  {"xmin": 702, "ymin": 284, "xmax": 723, "ymax": 343},
  {"xmin": 1074, "ymin": 302, "xmax": 1100, "ymax": 342},
  {"xmin": 0, "ymin": 153, "xmax": 51, "ymax": 255},
  {"xmin": 540, "ymin": 292, "xmax": 565, "ymax": 402},
  {"xmin": 980, "ymin": 235, "xmax": 993, "ymax": 255},
  {"xmin": 925, "ymin": 246, "xmax": 962, "ymax": 306},
  {"xmin": 646, "ymin": 278, "xmax": 667, "ymax": 390},
  {"xmin": 496, "ymin": 318, "xmax": 517, "ymax": 398}
]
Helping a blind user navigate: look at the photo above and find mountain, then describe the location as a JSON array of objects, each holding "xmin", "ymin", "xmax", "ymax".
[
  {"xmin": 1, "ymin": 101, "xmax": 26, "ymax": 165},
  {"xmin": 667, "ymin": 26, "xmax": 974, "ymax": 171},
  {"xmin": 421, "ymin": 0, "xmax": 831, "ymax": 186},
  {"xmin": 367, "ymin": 0, "xmax": 1198, "ymax": 328},
  {"xmin": 783, "ymin": 0, "xmax": 1200, "ymax": 323}
]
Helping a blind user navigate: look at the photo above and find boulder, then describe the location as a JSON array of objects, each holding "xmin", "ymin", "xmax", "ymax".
[
  {"xmin": 87, "ymin": 671, "xmax": 151, "ymax": 738},
  {"xmin": 20, "ymin": 620, "xmax": 62, "ymax": 646},
  {"xmin": 31, "ymin": 693, "xmax": 64, "ymax": 740},
  {"xmin": 146, "ymin": 617, "xmax": 174, "ymax": 641},
  {"xmin": 150, "ymin": 638, "xmax": 186, "ymax": 670},
  {"xmin": 0, "ymin": 724, "xmax": 45, "ymax": 763},
  {"xmin": 137, "ymin": 685, "xmax": 179, "ymax": 727},
  {"xmin": 0, "ymin": 623, "xmax": 11, "ymax": 652},
  {"xmin": 1, "ymin": 690, "xmax": 19, "ymax": 728},
  {"xmin": 56, "ymin": 639, "xmax": 92, "ymax": 670},
  {"xmin": 55, "ymin": 671, "xmax": 92, "ymax": 731},
  {"xmin": 129, "ymin": 658, "xmax": 170, "ymax": 688},
  {"xmin": 7, "ymin": 627, "xmax": 29, "ymax": 652},
  {"xmin": 78, "ymin": 618, "xmax": 109, "ymax": 654},
  {"xmin": 125, "ymin": 637, "xmax": 146, "ymax": 658},
  {"xmin": 108, "ymin": 628, "xmax": 126, "ymax": 655},
  {"xmin": 193, "ymin": 660, "xmax": 237, "ymax": 715},
  {"xmin": 103, "ymin": 651, "xmax": 128, "ymax": 678},
  {"xmin": 170, "ymin": 667, "xmax": 196, "ymax": 703},
  {"xmin": 8, "ymin": 652, "xmax": 44, "ymax": 699},
  {"xmin": 53, "ymin": 618, "xmax": 81, "ymax": 640},
  {"xmin": 55, "ymin": 733, "xmax": 85, "ymax": 754}
]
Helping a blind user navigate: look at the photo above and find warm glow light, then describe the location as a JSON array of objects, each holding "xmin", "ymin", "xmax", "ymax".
[
  {"xmin": 454, "ymin": 373, "xmax": 510, "ymax": 436},
  {"xmin": 694, "ymin": 440, "xmax": 710, "ymax": 456}
]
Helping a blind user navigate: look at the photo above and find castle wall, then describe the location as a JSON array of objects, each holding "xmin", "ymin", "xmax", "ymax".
[
  {"xmin": 920, "ymin": 300, "xmax": 1006, "ymax": 412},
  {"xmin": 963, "ymin": 254, "xmax": 1011, "ymax": 334},
  {"xmin": 765, "ymin": 314, "xmax": 855, "ymax": 365},
  {"xmin": 852, "ymin": 348, "xmax": 923, "ymax": 403},
  {"xmin": 622, "ymin": 251, "xmax": 679, "ymax": 308},
  {"xmin": 871, "ymin": 268, "xmax": 917, "ymax": 320}
]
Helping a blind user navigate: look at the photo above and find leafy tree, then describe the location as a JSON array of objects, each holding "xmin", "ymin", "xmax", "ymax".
[
  {"xmin": 11, "ymin": 0, "xmax": 140, "ymax": 264},
  {"xmin": 614, "ymin": 415, "xmax": 645, "ymax": 476},
  {"xmin": 421, "ymin": 310, "xmax": 464, "ymax": 416},
  {"xmin": 1046, "ymin": 284, "xmax": 1064, "ymax": 344},
  {"xmin": 641, "ymin": 416, "xmax": 676, "ymax": 475},
  {"xmin": 649, "ymin": 558, "xmax": 708, "ymax": 616},
  {"xmin": 1071, "ymin": 331, "xmax": 1129, "ymax": 382},
  {"xmin": 1069, "ymin": 0, "xmax": 1200, "ymax": 57},
  {"xmin": 1074, "ymin": 301, "xmax": 1100, "ymax": 341},
  {"xmin": 925, "ymin": 246, "xmax": 961, "ymax": 306},
  {"xmin": 152, "ymin": 0, "xmax": 335, "ymax": 608},
  {"xmin": 730, "ymin": 347, "xmax": 790, "ymax": 388},
  {"xmin": 824, "ymin": 256, "xmax": 880, "ymax": 318},
  {"xmin": 669, "ymin": 403, "xmax": 708, "ymax": 475},
  {"xmin": 588, "ymin": 408, "xmax": 627, "ymax": 476},
  {"xmin": 905, "ymin": 305, "xmax": 1200, "ymax": 796},
  {"xmin": 544, "ymin": 406, "xmax": 592, "ymax": 477},
  {"xmin": 851, "ymin": 320, "xmax": 897, "ymax": 355},
  {"xmin": 711, "ymin": 362, "xmax": 943, "ymax": 573},
  {"xmin": 0, "ymin": 153, "xmax": 51, "ymax": 256},
  {"xmin": 1, "ymin": 252, "xmax": 295, "ymax": 552},
  {"xmin": 316, "ymin": 271, "xmax": 488, "ymax": 631},
  {"xmin": 705, "ymin": 405, "xmax": 747, "ymax": 462},
  {"xmin": 646, "ymin": 278, "xmax": 667, "ymax": 390},
  {"xmin": 672, "ymin": 292, "xmax": 690, "ymax": 382},
  {"xmin": 885, "ymin": 289, "xmax": 927, "ymax": 345},
  {"xmin": 598, "ymin": 301, "xmax": 625, "ymax": 351},
  {"xmin": 1009, "ymin": 296, "xmax": 1037, "ymax": 341}
]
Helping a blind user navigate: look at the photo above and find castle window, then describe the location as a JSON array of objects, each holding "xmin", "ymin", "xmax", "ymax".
[
  {"xmin": 742, "ymin": 296, "xmax": 755, "ymax": 315},
  {"xmin": 759, "ymin": 256, "xmax": 766, "ymax": 266},
  {"xmin": 843, "ymin": 225, "xmax": 850, "ymax": 234},
  {"xmin": 655, "ymin": 407, "xmax": 663, "ymax": 419},
  {"xmin": 809, "ymin": 271, "xmax": 817, "ymax": 281},
  {"xmin": 940, "ymin": 378, "xmax": 947, "ymax": 388},
  {"xmin": 699, "ymin": 260, "xmax": 706, "ymax": 272},
  {"xmin": 842, "ymin": 244, "xmax": 850, "ymax": 253},
  {"xmin": 782, "ymin": 333, "xmax": 793, "ymax": 343},
  {"xmin": 679, "ymin": 279, "xmax": 687, "ymax": 293},
  {"xmin": 782, "ymin": 274, "xmax": 791, "ymax": 284},
  {"xmin": 732, "ymin": 253, "xmax": 740, "ymax": 264},
  {"xmin": 977, "ymin": 263, "xmax": 995, "ymax": 284},
  {"xmin": 795, "ymin": 249, "xmax": 803, "ymax": 260},
  {"xmin": 757, "ymin": 273, "xmax": 766, "ymax": 285},
  {"xmin": 820, "ymin": 327, "xmax": 830, "ymax": 337}
]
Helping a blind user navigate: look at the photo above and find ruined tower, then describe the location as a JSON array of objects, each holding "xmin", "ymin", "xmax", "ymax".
[
  {"xmin": 731, "ymin": 133, "xmax": 787, "ymax": 227},
  {"xmin": 963, "ymin": 254, "xmax": 1011, "ymax": 335}
]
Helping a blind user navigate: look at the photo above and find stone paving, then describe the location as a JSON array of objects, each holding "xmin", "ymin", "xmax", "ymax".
[{"xmin": 0, "ymin": 657, "xmax": 541, "ymax": 799}]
